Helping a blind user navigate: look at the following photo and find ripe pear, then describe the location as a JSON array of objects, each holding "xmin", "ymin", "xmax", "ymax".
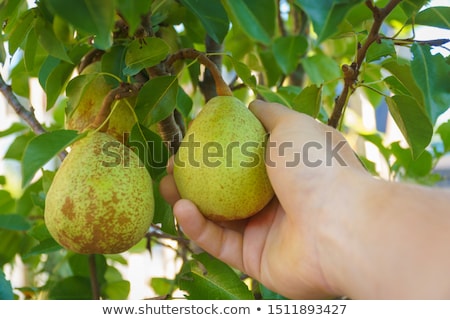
[
  {"xmin": 65, "ymin": 65, "xmax": 136, "ymax": 144},
  {"xmin": 44, "ymin": 131, "xmax": 154, "ymax": 254},
  {"xmin": 173, "ymin": 96, "xmax": 274, "ymax": 221}
]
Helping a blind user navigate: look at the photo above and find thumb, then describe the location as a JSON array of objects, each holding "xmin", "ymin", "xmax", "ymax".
[{"xmin": 249, "ymin": 99, "xmax": 298, "ymax": 132}]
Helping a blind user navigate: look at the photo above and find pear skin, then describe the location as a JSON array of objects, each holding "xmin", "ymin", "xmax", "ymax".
[
  {"xmin": 173, "ymin": 96, "xmax": 274, "ymax": 221},
  {"xmin": 45, "ymin": 131, "xmax": 154, "ymax": 254}
]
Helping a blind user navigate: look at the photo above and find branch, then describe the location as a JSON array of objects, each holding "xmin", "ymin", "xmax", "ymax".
[
  {"xmin": 0, "ymin": 73, "xmax": 68, "ymax": 160},
  {"xmin": 88, "ymin": 254, "xmax": 101, "ymax": 300},
  {"xmin": 327, "ymin": 0, "xmax": 402, "ymax": 128}
]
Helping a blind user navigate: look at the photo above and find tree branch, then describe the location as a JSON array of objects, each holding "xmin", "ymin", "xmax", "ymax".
[
  {"xmin": 327, "ymin": 0, "xmax": 402, "ymax": 128},
  {"xmin": 0, "ymin": 73, "xmax": 68, "ymax": 160}
]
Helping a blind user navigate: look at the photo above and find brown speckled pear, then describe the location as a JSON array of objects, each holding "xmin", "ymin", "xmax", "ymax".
[
  {"xmin": 44, "ymin": 131, "xmax": 154, "ymax": 254},
  {"xmin": 173, "ymin": 96, "xmax": 274, "ymax": 221}
]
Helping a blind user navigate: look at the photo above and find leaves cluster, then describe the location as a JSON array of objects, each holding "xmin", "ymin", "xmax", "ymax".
[{"xmin": 0, "ymin": 0, "xmax": 449, "ymax": 300}]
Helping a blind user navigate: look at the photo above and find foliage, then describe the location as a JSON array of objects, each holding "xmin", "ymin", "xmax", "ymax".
[{"xmin": 0, "ymin": 0, "xmax": 449, "ymax": 300}]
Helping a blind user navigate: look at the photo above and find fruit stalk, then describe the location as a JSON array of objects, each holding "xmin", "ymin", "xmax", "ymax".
[
  {"xmin": 89, "ymin": 82, "xmax": 142, "ymax": 132},
  {"xmin": 165, "ymin": 48, "xmax": 232, "ymax": 97}
]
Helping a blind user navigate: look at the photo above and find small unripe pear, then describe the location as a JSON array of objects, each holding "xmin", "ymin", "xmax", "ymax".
[
  {"xmin": 45, "ymin": 131, "xmax": 154, "ymax": 254},
  {"xmin": 173, "ymin": 96, "xmax": 274, "ymax": 221}
]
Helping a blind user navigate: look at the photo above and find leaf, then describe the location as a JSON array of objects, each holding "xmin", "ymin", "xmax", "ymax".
[
  {"xmin": 180, "ymin": 253, "xmax": 254, "ymax": 299},
  {"xmin": 259, "ymin": 283, "xmax": 288, "ymax": 300},
  {"xmin": 151, "ymin": 277, "xmax": 175, "ymax": 296},
  {"xmin": 25, "ymin": 238, "xmax": 62, "ymax": 256},
  {"xmin": 294, "ymin": 0, "xmax": 363, "ymax": 43},
  {"xmin": 366, "ymin": 39, "xmax": 396, "ymax": 62},
  {"xmin": 382, "ymin": 58, "xmax": 424, "ymax": 106},
  {"xmin": 0, "ymin": 123, "xmax": 28, "ymax": 138},
  {"xmin": 7, "ymin": 9, "xmax": 35, "ymax": 55},
  {"xmin": 226, "ymin": 55, "xmax": 257, "ymax": 89},
  {"xmin": 412, "ymin": 6, "xmax": 450, "ymax": 29},
  {"xmin": 123, "ymin": 37, "xmax": 170, "ymax": 76},
  {"xmin": 102, "ymin": 280, "xmax": 130, "ymax": 300},
  {"xmin": 48, "ymin": 276, "xmax": 92, "ymax": 299},
  {"xmin": 272, "ymin": 35, "xmax": 308, "ymax": 75},
  {"xmin": 44, "ymin": 61, "xmax": 75, "ymax": 110},
  {"xmin": 22, "ymin": 130, "xmax": 84, "ymax": 187},
  {"xmin": 180, "ymin": 0, "xmax": 229, "ymax": 43},
  {"xmin": 69, "ymin": 254, "xmax": 107, "ymax": 280},
  {"xmin": 0, "ymin": 270, "xmax": 14, "ymax": 300},
  {"xmin": 135, "ymin": 75, "xmax": 178, "ymax": 127},
  {"xmin": 47, "ymin": 0, "xmax": 114, "ymax": 50},
  {"xmin": 152, "ymin": 179, "xmax": 177, "ymax": 235},
  {"xmin": 410, "ymin": 44, "xmax": 450, "ymax": 125},
  {"xmin": 386, "ymin": 95, "xmax": 433, "ymax": 159},
  {"xmin": 116, "ymin": 0, "xmax": 152, "ymax": 35},
  {"xmin": 222, "ymin": 0, "xmax": 274, "ymax": 45},
  {"xmin": 101, "ymin": 45, "xmax": 127, "ymax": 81},
  {"xmin": 0, "ymin": 214, "xmax": 31, "ymax": 231},
  {"xmin": 258, "ymin": 48, "xmax": 283, "ymax": 87},
  {"xmin": 292, "ymin": 84, "xmax": 322, "ymax": 117},
  {"xmin": 129, "ymin": 124, "xmax": 170, "ymax": 179},
  {"xmin": 34, "ymin": 16, "xmax": 72, "ymax": 63},
  {"xmin": 437, "ymin": 120, "xmax": 450, "ymax": 153}
]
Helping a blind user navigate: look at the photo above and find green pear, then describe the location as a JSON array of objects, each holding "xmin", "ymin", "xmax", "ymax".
[
  {"xmin": 45, "ymin": 131, "xmax": 154, "ymax": 254},
  {"xmin": 65, "ymin": 66, "xmax": 136, "ymax": 144},
  {"xmin": 173, "ymin": 96, "xmax": 274, "ymax": 221}
]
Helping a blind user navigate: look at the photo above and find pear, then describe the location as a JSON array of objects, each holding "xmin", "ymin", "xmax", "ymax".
[
  {"xmin": 65, "ymin": 66, "xmax": 136, "ymax": 144},
  {"xmin": 173, "ymin": 96, "xmax": 274, "ymax": 221},
  {"xmin": 45, "ymin": 131, "xmax": 154, "ymax": 254}
]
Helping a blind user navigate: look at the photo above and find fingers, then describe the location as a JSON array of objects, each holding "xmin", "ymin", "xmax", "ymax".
[
  {"xmin": 249, "ymin": 99, "xmax": 303, "ymax": 132},
  {"xmin": 173, "ymin": 199, "xmax": 245, "ymax": 271},
  {"xmin": 159, "ymin": 174, "xmax": 180, "ymax": 206}
]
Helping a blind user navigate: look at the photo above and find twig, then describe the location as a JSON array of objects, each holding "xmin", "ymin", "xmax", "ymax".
[
  {"xmin": 88, "ymin": 254, "xmax": 101, "ymax": 300},
  {"xmin": 165, "ymin": 48, "xmax": 232, "ymax": 97},
  {"xmin": 0, "ymin": 73, "xmax": 68, "ymax": 160},
  {"xmin": 328, "ymin": 0, "xmax": 402, "ymax": 128}
]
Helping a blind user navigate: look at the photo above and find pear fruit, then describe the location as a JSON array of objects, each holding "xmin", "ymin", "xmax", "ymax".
[
  {"xmin": 173, "ymin": 96, "xmax": 274, "ymax": 221},
  {"xmin": 65, "ymin": 65, "xmax": 136, "ymax": 144},
  {"xmin": 45, "ymin": 131, "xmax": 154, "ymax": 254}
]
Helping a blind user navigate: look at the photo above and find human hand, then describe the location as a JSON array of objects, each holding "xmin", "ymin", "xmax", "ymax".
[{"xmin": 160, "ymin": 100, "xmax": 366, "ymax": 299}]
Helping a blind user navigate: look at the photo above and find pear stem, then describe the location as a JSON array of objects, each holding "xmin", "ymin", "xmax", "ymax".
[
  {"xmin": 165, "ymin": 48, "xmax": 232, "ymax": 97},
  {"xmin": 89, "ymin": 82, "xmax": 142, "ymax": 132},
  {"xmin": 88, "ymin": 254, "xmax": 101, "ymax": 300}
]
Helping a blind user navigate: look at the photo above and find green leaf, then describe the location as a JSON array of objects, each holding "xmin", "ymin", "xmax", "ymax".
[
  {"xmin": 4, "ymin": 132, "xmax": 35, "ymax": 161},
  {"xmin": 412, "ymin": 6, "xmax": 450, "ymax": 29},
  {"xmin": 44, "ymin": 61, "xmax": 75, "ymax": 110},
  {"xmin": 400, "ymin": 0, "xmax": 429, "ymax": 17},
  {"xmin": 295, "ymin": 0, "xmax": 363, "ymax": 43},
  {"xmin": 101, "ymin": 45, "xmax": 127, "ymax": 81},
  {"xmin": 180, "ymin": 253, "xmax": 254, "ymax": 300},
  {"xmin": 22, "ymin": 130, "xmax": 84, "ymax": 187},
  {"xmin": 0, "ymin": 123, "xmax": 28, "ymax": 138},
  {"xmin": 116, "ymin": 0, "xmax": 152, "ymax": 36},
  {"xmin": 410, "ymin": 44, "xmax": 450, "ymax": 125},
  {"xmin": 390, "ymin": 142, "xmax": 434, "ymax": 179},
  {"xmin": 34, "ymin": 16, "xmax": 72, "ymax": 63},
  {"xmin": 255, "ymin": 85, "xmax": 291, "ymax": 106},
  {"xmin": 0, "ymin": 214, "xmax": 31, "ymax": 231},
  {"xmin": 151, "ymin": 277, "xmax": 175, "ymax": 296},
  {"xmin": 180, "ymin": 0, "xmax": 229, "ymax": 43},
  {"xmin": 366, "ymin": 39, "xmax": 396, "ymax": 62},
  {"xmin": 272, "ymin": 35, "xmax": 308, "ymax": 75},
  {"xmin": 222, "ymin": 0, "xmax": 274, "ymax": 45},
  {"xmin": 302, "ymin": 53, "xmax": 340, "ymax": 96},
  {"xmin": 47, "ymin": 0, "xmax": 114, "ymax": 50},
  {"xmin": 0, "ymin": 269, "xmax": 14, "ymax": 300},
  {"xmin": 437, "ymin": 120, "xmax": 450, "ymax": 153},
  {"xmin": 259, "ymin": 283, "xmax": 288, "ymax": 300},
  {"xmin": 226, "ymin": 55, "xmax": 257, "ymax": 89},
  {"xmin": 258, "ymin": 48, "xmax": 283, "ymax": 87},
  {"xmin": 69, "ymin": 254, "xmax": 107, "ymax": 280},
  {"xmin": 176, "ymin": 86, "xmax": 193, "ymax": 119},
  {"xmin": 382, "ymin": 59, "xmax": 424, "ymax": 106},
  {"xmin": 48, "ymin": 276, "xmax": 92, "ymax": 299},
  {"xmin": 135, "ymin": 75, "xmax": 178, "ymax": 127},
  {"xmin": 102, "ymin": 280, "xmax": 130, "ymax": 300},
  {"xmin": 0, "ymin": 190, "xmax": 15, "ymax": 215},
  {"xmin": 129, "ymin": 124, "xmax": 170, "ymax": 179},
  {"xmin": 123, "ymin": 37, "xmax": 170, "ymax": 76},
  {"xmin": 8, "ymin": 9, "xmax": 35, "ymax": 55},
  {"xmin": 25, "ymin": 238, "xmax": 62, "ymax": 256},
  {"xmin": 292, "ymin": 84, "xmax": 322, "ymax": 117},
  {"xmin": 386, "ymin": 95, "xmax": 433, "ymax": 158},
  {"xmin": 152, "ymin": 179, "xmax": 177, "ymax": 235}
]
